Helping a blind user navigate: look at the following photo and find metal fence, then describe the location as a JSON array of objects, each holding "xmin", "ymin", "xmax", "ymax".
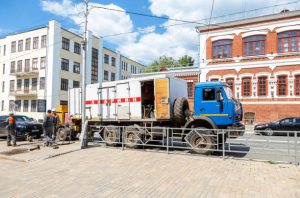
[{"xmin": 87, "ymin": 125, "xmax": 300, "ymax": 165}]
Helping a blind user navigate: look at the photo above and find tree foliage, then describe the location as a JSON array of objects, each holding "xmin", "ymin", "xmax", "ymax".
[{"xmin": 144, "ymin": 55, "xmax": 195, "ymax": 73}]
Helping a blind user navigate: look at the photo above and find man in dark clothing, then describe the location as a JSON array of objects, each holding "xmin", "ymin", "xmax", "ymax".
[
  {"xmin": 52, "ymin": 108, "xmax": 60, "ymax": 141},
  {"xmin": 6, "ymin": 112, "xmax": 17, "ymax": 147},
  {"xmin": 43, "ymin": 109, "xmax": 54, "ymax": 146}
]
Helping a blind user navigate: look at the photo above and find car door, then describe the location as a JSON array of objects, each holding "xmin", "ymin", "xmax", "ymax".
[{"xmin": 279, "ymin": 118, "xmax": 294, "ymax": 133}]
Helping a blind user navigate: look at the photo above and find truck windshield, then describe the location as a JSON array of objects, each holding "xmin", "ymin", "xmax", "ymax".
[{"xmin": 224, "ymin": 87, "xmax": 236, "ymax": 101}]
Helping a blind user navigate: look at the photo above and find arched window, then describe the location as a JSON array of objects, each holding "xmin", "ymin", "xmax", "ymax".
[
  {"xmin": 295, "ymin": 75, "xmax": 300, "ymax": 96},
  {"xmin": 243, "ymin": 35, "xmax": 266, "ymax": 56},
  {"xmin": 242, "ymin": 77, "xmax": 251, "ymax": 96},
  {"xmin": 258, "ymin": 76, "xmax": 268, "ymax": 96},
  {"xmin": 278, "ymin": 30, "xmax": 300, "ymax": 53},
  {"xmin": 225, "ymin": 78, "xmax": 235, "ymax": 94},
  {"xmin": 212, "ymin": 40, "xmax": 232, "ymax": 59},
  {"xmin": 277, "ymin": 75, "xmax": 287, "ymax": 96}
]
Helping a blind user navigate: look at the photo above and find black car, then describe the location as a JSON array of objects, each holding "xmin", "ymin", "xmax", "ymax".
[
  {"xmin": 0, "ymin": 115, "xmax": 43, "ymax": 139},
  {"xmin": 254, "ymin": 117, "xmax": 300, "ymax": 136}
]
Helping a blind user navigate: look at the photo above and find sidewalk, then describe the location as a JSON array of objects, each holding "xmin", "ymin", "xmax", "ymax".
[
  {"xmin": 0, "ymin": 139, "xmax": 80, "ymax": 162},
  {"xmin": 0, "ymin": 144, "xmax": 300, "ymax": 197}
]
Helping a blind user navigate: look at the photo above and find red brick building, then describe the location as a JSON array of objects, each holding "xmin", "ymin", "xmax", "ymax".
[{"xmin": 197, "ymin": 10, "xmax": 300, "ymax": 124}]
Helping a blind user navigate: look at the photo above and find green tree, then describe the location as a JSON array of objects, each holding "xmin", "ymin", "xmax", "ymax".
[{"xmin": 144, "ymin": 55, "xmax": 194, "ymax": 73}]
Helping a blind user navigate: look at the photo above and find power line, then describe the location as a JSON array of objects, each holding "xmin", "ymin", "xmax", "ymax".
[{"xmin": 93, "ymin": 0, "xmax": 299, "ymax": 38}]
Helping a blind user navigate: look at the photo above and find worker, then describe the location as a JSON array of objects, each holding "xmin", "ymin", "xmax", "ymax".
[
  {"xmin": 52, "ymin": 108, "xmax": 60, "ymax": 141},
  {"xmin": 43, "ymin": 109, "xmax": 54, "ymax": 146},
  {"xmin": 6, "ymin": 112, "xmax": 17, "ymax": 147}
]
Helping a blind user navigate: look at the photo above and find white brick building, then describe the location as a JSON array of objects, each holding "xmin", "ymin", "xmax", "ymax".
[{"xmin": 0, "ymin": 20, "xmax": 145, "ymax": 119}]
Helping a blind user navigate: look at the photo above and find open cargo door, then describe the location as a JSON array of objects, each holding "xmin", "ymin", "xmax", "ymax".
[
  {"xmin": 155, "ymin": 78, "xmax": 170, "ymax": 119},
  {"xmin": 116, "ymin": 83, "xmax": 130, "ymax": 119}
]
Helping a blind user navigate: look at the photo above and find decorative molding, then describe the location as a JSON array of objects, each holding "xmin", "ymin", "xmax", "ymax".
[{"xmin": 211, "ymin": 35, "xmax": 234, "ymax": 42}]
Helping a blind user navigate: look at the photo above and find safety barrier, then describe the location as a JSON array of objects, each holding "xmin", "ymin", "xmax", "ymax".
[{"xmin": 88, "ymin": 125, "xmax": 300, "ymax": 165}]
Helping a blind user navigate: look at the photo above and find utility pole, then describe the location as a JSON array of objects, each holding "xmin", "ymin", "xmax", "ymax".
[{"xmin": 80, "ymin": 0, "xmax": 89, "ymax": 149}]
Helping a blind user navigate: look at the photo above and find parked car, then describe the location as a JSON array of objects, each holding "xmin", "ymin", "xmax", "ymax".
[
  {"xmin": 0, "ymin": 115, "xmax": 43, "ymax": 139},
  {"xmin": 254, "ymin": 117, "xmax": 300, "ymax": 136}
]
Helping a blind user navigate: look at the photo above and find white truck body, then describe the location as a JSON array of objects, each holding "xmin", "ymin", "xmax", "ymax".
[{"xmin": 69, "ymin": 74, "xmax": 187, "ymax": 121}]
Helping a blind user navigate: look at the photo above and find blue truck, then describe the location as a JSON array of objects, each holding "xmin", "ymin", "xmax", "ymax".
[{"xmin": 68, "ymin": 75, "xmax": 244, "ymax": 154}]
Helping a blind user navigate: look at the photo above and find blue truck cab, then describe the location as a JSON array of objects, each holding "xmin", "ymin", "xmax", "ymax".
[{"xmin": 192, "ymin": 82, "xmax": 244, "ymax": 131}]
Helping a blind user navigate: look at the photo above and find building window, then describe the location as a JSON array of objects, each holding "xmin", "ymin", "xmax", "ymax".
[
  {"xmin": 40, "ymin": 57, "xmax": 46, "ymax": 69},
  {"xmin": 74, "ymin": 42, "xmax": 81, "ymax": 54},
  {"xmin": 243, "ymin": 35, "xmax": 266, "ymax": 56},
  {"xmin": 226, "ymin": 78, "xmax": 235, "ymax": 94},
  {"xmin": 60, "ymin": 100, "xmax": 68, "ymax": 105},
  {"xmin": 111, "ymin": 57, "xmax": 116, "ymax": 66},
  {"xmin": 62, "ymin": 37, "xmax": 70, "ymax": 51},
  {"xmin": 15, "ymin": 100, "xmax": 21, "ymax": 112},
  {"xmin": 9, "ymin": 100, "xmax": 14, "ymax": 111},
  {"xmin": 73, "ymin": 81, "xmax": 80, "ymax": 88},
  {"xmin": 32, "ymin": 58, "xmax": 38, "ymax": 70},
  {"xmin": 111, "ymin": 72, "xmax": 115, "ymax": 81},
  {"xmin": 104, "ymin": 54, "xmax": 109, "ymax": 64},
  {"xmin": 41, "ymin": 35, "xmax": 46, "ymax": 48},
  {"xmin": 277, "ymin": 75, "xmax": 287, "ymax": 96},
  {"xmin": 91, "ymin": 48, "xmax": 98, "ymax": 83},
  {"xmin": 242, "ymin": 77, "xmax": 251, "ymax": 97},
  {"xmin": 25, "ymin": 59, "xmax": 30, "ymax": 72},
  {"xmin": 104, "ymin": 70, "xmax": 109, "ymax": 81},
  {"xmin": 212, "ymin": 40, "xmax": 232, "ymax": 59},
  {"xmin": 33, "ymin": 37, "xmax": 39, "ymax": 49},
  {"xmin": 11, "ymin": 41, "xmax": 16, "ymax": 53},
  {"xmin": 61, "ymin": 78, "xmax": 68, "ymax": 91},
  {"xmin": 17, "ymin": 79, "xmax": 22, "ymax": 91},
  {"xmin": 24, "ymin": 79, "xmax": 29, "ymax": 92},
  {"xmin": 25, "ymin": 38, "xmax": 31, "ymax": 50},
  {"xmin": 187, "ymin": 82, "xmax": 194, "ymax": 98},
  {"xmin": 31, "ymin": 100, "xmax": 37, "ymax": 112},
  {"xmin": 10, "ymin": 61, "xmax": 15, "ymax": 74},
  {"xmin": 23, "ymin": 100, "xmax": 29, "ymax": 112},
  {"xmin": 40, "ymin": 77, "xmax": 45, "ymax": 89},
  {"xmin": 278, "ymin": 31, "xmax": 300, "ymax": 53},
  {"xmin": 295, "ymin": 75, "xmax": 300, "ymax": 96},
  {"xmin": 18, "ymin": 40, "xmax": 23, "ymax": 52},
  {"xmin": 2, "ymin": 64, "xmax": 5, "ymax": 74},
  {"xmin": 1, "ymin": 100, "xmax": 4, "ymax": 111},
  {"xmin": 17, "ymin": 60, "xmax": 22, "ymax": 72},
  {"xmin": 258, "ymin": 76, "xmax": 267, "ymax": 96},
  {"xmin": 32, "ymin": 78, "xmax": 37, "ymax": 90},
  {"xmin": 10, "ymin": 80, "xmax": 15, "ymax": 92},
  {"xmin": 73, "ymin": 62, "xmax": 80, "ymax": 73},
  {"xmin": 61, "ymin": 58, "xmax": 69, "ymax": 71},
  {"xmin": 2, "ymin": 81, "xmax": 5, "ymax": 93}
]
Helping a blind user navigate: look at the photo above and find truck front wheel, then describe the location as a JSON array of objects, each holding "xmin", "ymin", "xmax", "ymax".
[
  {"xmin": 187, "ymin": 128, "xmax": 216, "ymax": 155},
  {"xmin": 103, "ymin": 126, "xmax": 119, "ymax": 146}
]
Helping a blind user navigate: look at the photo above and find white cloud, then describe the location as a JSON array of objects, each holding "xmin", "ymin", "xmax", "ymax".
[{"xmin": 41, "ymin": 0, "xmax": 300, "ymax": 65}]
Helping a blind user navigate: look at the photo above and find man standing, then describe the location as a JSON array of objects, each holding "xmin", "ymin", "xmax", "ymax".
[
  {"xmin": 43, "ymin": 109, "xmax": 54, "ymax": 146},
  {"xmin": 6, "ymin": 112, "xmax": 17, "ymax": 147},
  {"xmin": 52, "ymin": 108, "xmax": 60, "ymax": 141}
]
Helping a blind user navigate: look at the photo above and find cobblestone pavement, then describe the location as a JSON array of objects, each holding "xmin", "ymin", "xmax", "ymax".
[{"xmin": 0, "ymin": 146, "xmax": 300, "ymax": 197}]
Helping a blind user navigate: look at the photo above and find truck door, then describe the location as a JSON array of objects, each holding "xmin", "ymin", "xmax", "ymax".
[
  {"xmin": 99, "ymin": 88, "xmax": 108, "ymax": 119},
  {"xmin": 108, "ymin": 87, "xmax": 116, "ymax": 119},
  {"xmin": 116, "ymin": 83, "xmax": 130, "ymax": 119},
  {"xmin": 155, "ymin": 78, "xmax": 170, "ymax": 119}
]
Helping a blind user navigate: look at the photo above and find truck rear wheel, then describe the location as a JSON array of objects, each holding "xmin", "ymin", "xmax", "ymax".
[
  {"xmin": 187, "ymin": 128, "xmax": 216, "ymax": 155},
  {"xmin": 103, "ymin": 126, "xmax": 119, "ymax": 146},
  {"xmin": 125, "ymin": 126, "xmax": 142, "ymax": 149},
  {"xmin": 173, "ymin": 97, "xmax": 190, "ymax": 124}
]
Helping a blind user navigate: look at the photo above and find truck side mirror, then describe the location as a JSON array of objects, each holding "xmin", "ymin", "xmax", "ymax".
[{"xmin": 216, "ymin": 89, "xmax": 223, "ymax": 102}]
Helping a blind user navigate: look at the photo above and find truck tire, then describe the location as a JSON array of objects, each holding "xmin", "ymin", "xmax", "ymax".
[
  {"xmin": 57, "ymin": 127, "xmax": 68, "ymax": 141},
  {"xmin": 173, "ymin": 97, "xmax": 190, "ymax": 124},
  {"xmin": 103, "ymin": 126, "xmax": 119, "ymax": 146},
  {"xmin": 125, "ymin": 126, "xmax": 142, "ymax": 149},
  {"xmin": 187, "ymin": 128, "xmax": 216, "ymax": 155}
]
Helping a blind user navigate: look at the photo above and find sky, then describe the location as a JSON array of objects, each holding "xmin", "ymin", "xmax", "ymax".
[{"xmin": 0, "ymin": 0, "xmax": 299, "ymax": 66}]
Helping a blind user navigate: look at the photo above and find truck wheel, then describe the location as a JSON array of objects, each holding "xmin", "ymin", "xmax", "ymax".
[
  {"xmin": 173, "ymin": 97, "xmax": 190, "ymax": 124},
  {"xmin": 103, "ymin": 126, "xmax": 119, "ymax": 146},
  {"xmin": 57, "ymin": 128, "xmax": 68, "ymax": 141},
  {"xmin": 125, "ymin": 126, "xmax": 142, "ymax": 149},
  {"xmin": 187, "ymin": 128, "xmax": 216, "ymax": 155}
]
